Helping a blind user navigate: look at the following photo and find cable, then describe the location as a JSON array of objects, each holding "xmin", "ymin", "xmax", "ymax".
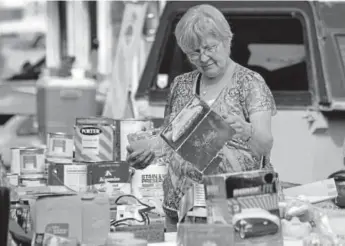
[
  {"xmin": 112, "ymin": 194, "xmax": 156, "ymax": 228},
  {"xmin": 49, "ymin": 168, "xmax": 97, "ymax": 194},
  {"xmin": 114, "ymin": 194, "xmax": 154, "ymax": 209}
]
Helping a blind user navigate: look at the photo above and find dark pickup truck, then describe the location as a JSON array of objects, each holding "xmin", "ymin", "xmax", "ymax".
[{"xmin": 135, "ymin": 1, "xmax": 345, "ymax": 184}]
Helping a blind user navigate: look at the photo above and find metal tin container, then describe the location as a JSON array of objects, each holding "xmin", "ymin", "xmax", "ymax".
[
  {"xmin": 11, "ymin": 147, "xmax": 46, "ymax": 175},
  {"xmin": 74, "ymin": 118, "xmax": 154, "ymax": 162},
  {"xmin": 118, "ymin": 119, "xmax": 153, "ymax": 161},
  {"xmin": 10, "ymin": 147, "xmax": 29, "ymax": 174},
  {"xmin": 46, "ymin": 132, "xmax": 74, "ymax": 163},
  {"xmin": 74, "ymin": 117, "xmax": 117, "ymax": 162},
  {"xmin": 20, "ymin": 174, "xmax": 47, "ymax": 187},
  {"xmin": 131, "ymin": 161, "xmax": 167, "ymax": 202}
]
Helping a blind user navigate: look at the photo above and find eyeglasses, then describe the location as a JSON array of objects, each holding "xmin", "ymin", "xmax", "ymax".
[{"xmin": 186, "ymin": 42, "xmax": 220, "ymax": 60}]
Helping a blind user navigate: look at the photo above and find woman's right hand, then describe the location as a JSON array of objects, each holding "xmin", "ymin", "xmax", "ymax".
[{"xmin": 126, "ymin": 145, "xmax": 155, "ymax": 170}]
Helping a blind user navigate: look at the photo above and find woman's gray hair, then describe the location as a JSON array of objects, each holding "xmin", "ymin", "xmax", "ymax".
[{"xmin": 175, "ymin": 4, "xmax": 233, "ymax": 53}]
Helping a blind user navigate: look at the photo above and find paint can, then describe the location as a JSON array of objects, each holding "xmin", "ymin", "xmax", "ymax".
[
  {"xmin": 119, "ymin": 119, "xmax": 154, "ymax": 161},
  {"xmin": 74, "ymin": 117, "xmax": 117, "ymax": 162},
  {"xmin": 20, "ymin": 174, "xmax": 47, "ymax": 187},
  {"xmin": 10, "ymin": 147, "xmax": 29, "ymax": 174},
  {"xmin": 46, "ymin": 132, "xmax": 74, "ymax": 163},
  {"xmin": 131, "ymin": 160, "xmax": 167, "ymax": 204},
  {"xmin": 12, "ymin": 147, "xmax": 46, "ymax": 175}
]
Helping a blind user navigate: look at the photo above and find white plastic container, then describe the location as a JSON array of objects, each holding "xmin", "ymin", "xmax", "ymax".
[{"xmin": 36, "ymin": 74, "xmax": 97, "ymax": 143}]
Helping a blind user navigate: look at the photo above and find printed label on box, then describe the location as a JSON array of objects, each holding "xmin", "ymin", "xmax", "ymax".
[
  {"xmin": 74, "ymin": 118, "xmax": 116, "ymax": 162},
  {"xmin": 88, "ymin": 162, "xmax": 130, "ymax": 197},
  {"xmin": 161, "ymin": 95, "xmax": 235, "ymax": 173},
  {"xmin": 48, "ymin": 163, "xmax": 88, "ymax": 192},
  {"xmin": 131, "ymin": 162, "xmax": 167, "ymax": 201},
  {"xmin": 204, "ymin": 170, "xmax": 283, "ymax": 246}
]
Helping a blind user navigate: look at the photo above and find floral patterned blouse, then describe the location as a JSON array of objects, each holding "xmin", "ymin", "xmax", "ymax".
[{"xmin": 161, "ymin": 63, "xmax": 277, "ymax": 219}]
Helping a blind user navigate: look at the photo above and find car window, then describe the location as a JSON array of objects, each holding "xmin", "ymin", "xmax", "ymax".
[
  {"xmin": 156, "ymin": 14, "xmax": 310, "ymax": 94},
  {"xmin": 247, "ymin": 44, "xmax": 305, "ymax": 71}
]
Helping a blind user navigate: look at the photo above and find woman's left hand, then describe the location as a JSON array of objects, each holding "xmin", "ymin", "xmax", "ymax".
[{"xmin": 223, "ymin": 114, "xmax": 252, "ymax": 141}]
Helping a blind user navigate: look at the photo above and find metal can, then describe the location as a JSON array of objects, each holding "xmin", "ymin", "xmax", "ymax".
[
  {"xmin": 19, "ymin": 147, "xmax": 46, "ymax": 175},
  {"xmin": 46, "ymin": 132, "xmax": 74, "ymax": 163},
  {"xmin": 74, "ymin": 117, "xmax": 117, "ymax": 162},
  {"xmin": 131, "ymin": 161, "xmax": 167, "ymax": 202},
  {"xmin": 11, "ymin": 147, "xmax": 29, "ymax": 174},
  {"xmin": 20, "ymin": 174, "xmax": 47, "ymax": 187},
  {"xmin": 119, "ymin": 119, "xmax": 154, "ymax": 161}
]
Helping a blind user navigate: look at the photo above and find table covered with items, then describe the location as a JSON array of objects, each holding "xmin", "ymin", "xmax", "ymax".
[{"xmin": 1, "ymin": 95, "xmax": 345, "ymax": 246}]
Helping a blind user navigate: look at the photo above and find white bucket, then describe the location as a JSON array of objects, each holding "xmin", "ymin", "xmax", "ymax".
[{"xmin": 131, "ymin": 162, "xmax": 167, "ymax": 213}]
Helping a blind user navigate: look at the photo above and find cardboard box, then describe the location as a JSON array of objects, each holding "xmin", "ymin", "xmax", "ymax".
[
  {"xmin": 74, "ymin": 117, "xmax": 118, "ymax": 162},
  {"xmin": 74, "ymin": 118, "xmax": 153, "ymax": 162},
  {"xmin": 87, "ymin": 161, "xmax": 131, "ymax": 198},
  {"xmin": 204, "ymin": 170, "xmax": 283, "ymax": 246},
  {"xmin": 179, "ymin": 183, "xmax": 207, "ymax": 223},
  {"xmin": 31, "ymin": 193, "xmax": 110, "ymax": 246},
  {"xmin": 161, "ymin": 95, "xmax": 234, "ymax": 173},
  {"xmin": 47, "ymin": 163, "xmax": 88, "ymax": 192},
  {"xmin": 48, "ymin": 162, "xmax": 131, "ymax": 197}
]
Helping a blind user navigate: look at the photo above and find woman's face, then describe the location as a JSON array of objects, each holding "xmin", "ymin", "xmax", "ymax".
[{"xmin": 185, "ymin": 36, "xmax": 229, "ymax": 78}]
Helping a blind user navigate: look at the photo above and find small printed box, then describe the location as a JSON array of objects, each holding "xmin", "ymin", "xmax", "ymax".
[
  {"xmin": 204, "ymin": 170, "xmax": 283, "ymax": 246},
  {"xmin": 87, "ymin": 161, "xmax": 131, "ymax": 198},
  {"xmin": 161, "ymin": 95, "xmax": 234, "ymax": 173},
  {"xmin": 47, "ymin": 162, "xmax": 89, "ymax": 192},
  {"xmin": 179, "ymin": 183, "xmax": 207, "ymax": 223}
]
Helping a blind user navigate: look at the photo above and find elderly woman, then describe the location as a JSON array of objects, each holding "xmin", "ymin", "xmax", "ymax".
[{"xmin": 127, "ymin": 4, "xmax": 276, "ymax": 226}]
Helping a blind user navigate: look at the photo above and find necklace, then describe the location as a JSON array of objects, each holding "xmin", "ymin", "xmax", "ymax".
[
  {"xmin": 200, "ymin": 60, "xmax": 235, "ymax": 97},
  {"xmin": 201, "ymin": 77, "xmax": 225, "ymax": 96}
]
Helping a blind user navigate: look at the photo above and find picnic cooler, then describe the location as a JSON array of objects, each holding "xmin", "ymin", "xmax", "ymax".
[{"xmin": 36, "ymin": 75, "xmax": 98, "ymax": 143}]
